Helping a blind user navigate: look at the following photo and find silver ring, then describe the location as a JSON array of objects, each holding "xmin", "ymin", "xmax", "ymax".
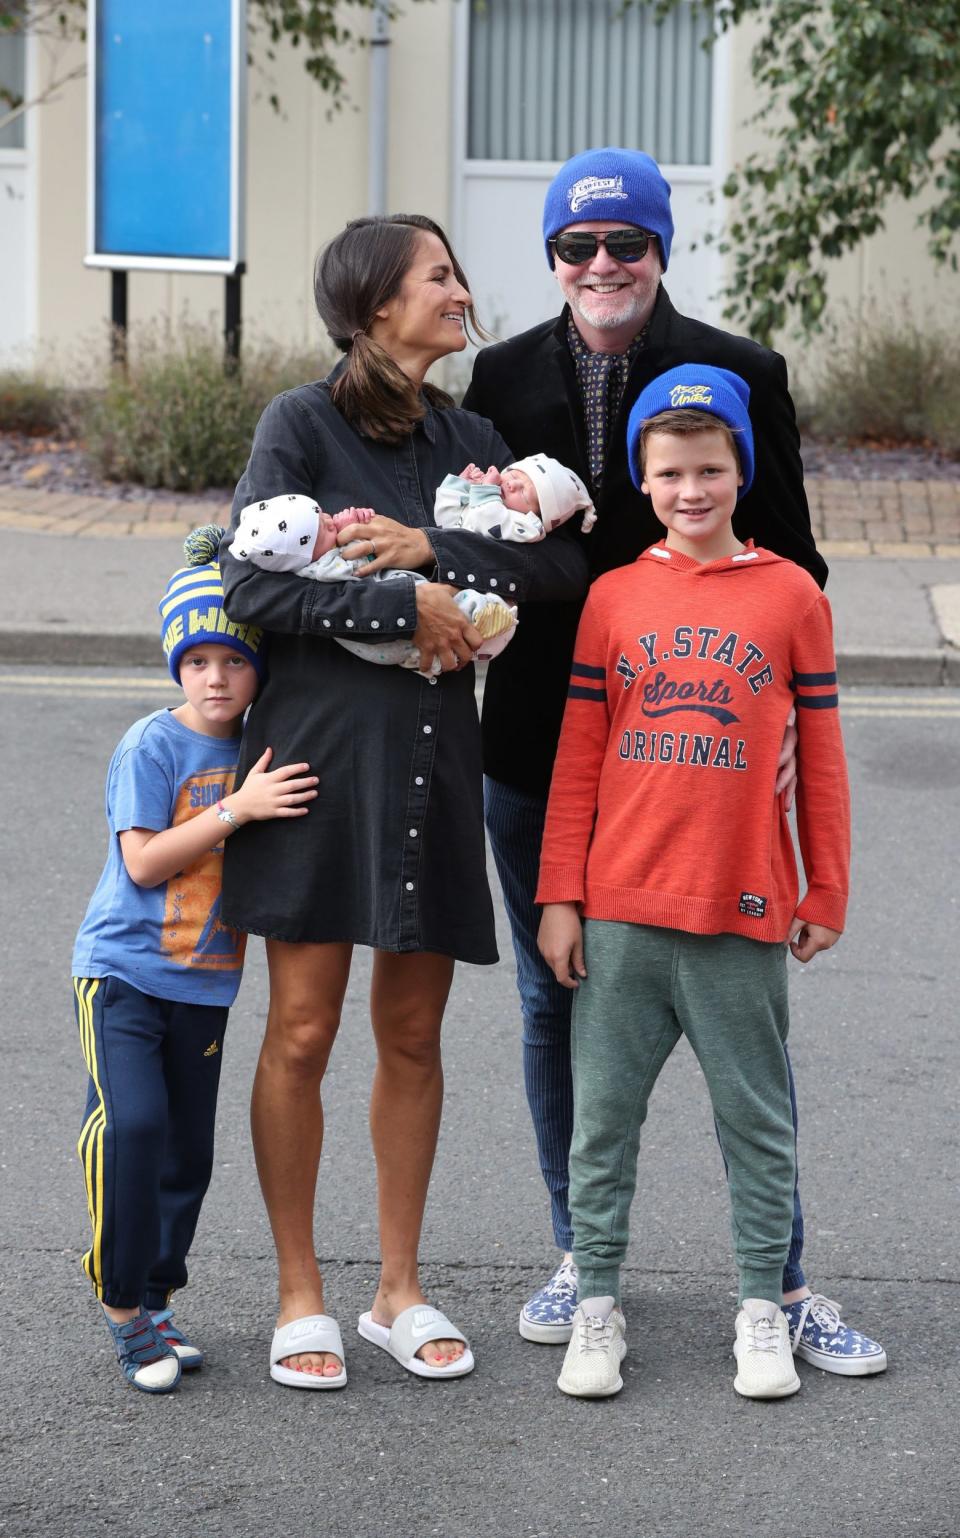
[{"xmin": 369, "ymin": 539, "xmax": 377, "ymax": 557}]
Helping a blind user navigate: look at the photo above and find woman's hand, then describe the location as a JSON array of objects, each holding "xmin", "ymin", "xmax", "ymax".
[
  {"xmin": 336, "ymin": 514, "xmax": 433, "ymax": 575},
  {"xmin": 413, "ymin": 584, "xmax": 482, "ymax": 674},
  {"xmin": 537, "ymin": 902, "xmax": 587, "ymax": 989}
]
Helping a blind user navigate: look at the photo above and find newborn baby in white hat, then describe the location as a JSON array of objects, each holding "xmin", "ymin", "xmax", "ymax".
[
  {"xmin": 434, "ymin": 454, "xmax": 596, "ymax": 540},
  {"xmin": 229, "ymin": 493, "xmax": 518, "ymax": 677}
]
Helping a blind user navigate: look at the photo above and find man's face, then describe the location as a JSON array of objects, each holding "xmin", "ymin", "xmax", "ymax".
[{"xmin": 553, "ymin": 220, "xmax": 662, "ymax": 341}]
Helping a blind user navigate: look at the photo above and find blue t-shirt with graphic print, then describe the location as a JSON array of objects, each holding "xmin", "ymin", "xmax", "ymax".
[{"xmin": 72, "ymin": 709, "xmax": 246, "ymax": 1006}]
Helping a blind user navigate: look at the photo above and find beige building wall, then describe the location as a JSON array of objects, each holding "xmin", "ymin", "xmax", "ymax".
[
  {"xmin": 28, "ymin": 4, "xmax": 456, "ymax": 372},
  {"xmin": 723, "ymin": 14, "xmax": 960, "ymax": 391},
  {"xmin": 22, "ymin": 4, "xmax": 959, "ymax": 378}
]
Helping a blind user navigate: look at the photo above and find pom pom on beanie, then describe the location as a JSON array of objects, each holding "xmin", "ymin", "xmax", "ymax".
[{"xmin": 159, "ymin": 523, "xmax": 266, "ymax": 681}]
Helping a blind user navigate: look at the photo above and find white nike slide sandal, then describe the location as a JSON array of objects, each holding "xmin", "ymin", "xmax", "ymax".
[
  {"xmin": 357, "ymin": 1304, "xmax": 474, "ymax": 1379},
  {"xmin": 269, "ymin": 1314, "xmax": 347, "ymax": 1389}
]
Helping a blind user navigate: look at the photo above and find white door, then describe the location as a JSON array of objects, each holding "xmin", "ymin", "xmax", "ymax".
[
  {"xmin": 0, "ymin": 31, "xmax": 32, "ymax": 363},
  {"xmin": 453, "ymin": 0, "xmax": 728, "ymax": 347}
]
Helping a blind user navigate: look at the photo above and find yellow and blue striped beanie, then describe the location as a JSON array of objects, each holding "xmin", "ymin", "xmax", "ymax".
[{"xmin": 159, "ymin": 524, "xmax": 266, "ymax": 682}]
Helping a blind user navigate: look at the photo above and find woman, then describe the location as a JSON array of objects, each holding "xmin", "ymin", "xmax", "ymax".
[{"xmin": 220, "ymin": 215, "xmax": 588, "ymax": 1388}]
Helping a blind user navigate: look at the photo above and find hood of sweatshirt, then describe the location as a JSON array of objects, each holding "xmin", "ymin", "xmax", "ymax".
[{"xmin": 637, "ymin": 538, "xmax": 785, "ymax": 576}]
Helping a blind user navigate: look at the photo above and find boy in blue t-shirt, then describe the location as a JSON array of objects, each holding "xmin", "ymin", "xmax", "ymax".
[{"xmin": 72, "ymin": 535, "xmax": 318, "ymax": 1394}]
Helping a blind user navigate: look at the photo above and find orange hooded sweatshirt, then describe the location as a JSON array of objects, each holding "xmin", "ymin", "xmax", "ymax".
[{"xmin": 536, "ymin": 541, "xmax": 850, "ymax": 942}]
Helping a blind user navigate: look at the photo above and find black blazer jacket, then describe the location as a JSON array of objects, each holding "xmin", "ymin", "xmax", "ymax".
[{"xmin": 462, "ymin": 286, "xmax": 825, "ymax": 796}]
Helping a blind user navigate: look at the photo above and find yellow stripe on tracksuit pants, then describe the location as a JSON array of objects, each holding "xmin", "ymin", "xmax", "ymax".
[
  {"xmin": 72, "ymin": 974, "xmax": 228, "ymax": 1311},
  {"xmin": 74, "ymin": 978, "xmax": 106, "ymax": 1293}
]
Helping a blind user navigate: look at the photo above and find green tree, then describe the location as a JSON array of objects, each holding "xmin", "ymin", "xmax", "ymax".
[
  {"xmin": 648, "ymin": 0, "xmax": 960, "ymax": 342},
  {"xmin": 0, "ymin": 1, "xmax": 429, "ymax": 132}
]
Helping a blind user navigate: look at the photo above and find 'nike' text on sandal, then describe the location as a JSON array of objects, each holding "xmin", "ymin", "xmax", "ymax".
[
  {"xmin": 357, "ymin": 1304, "xmax": 474, "ymax": 1379},
  {"xmin": 269, "ymin": 1314, "xmax": 347, "ymax": 1390}
]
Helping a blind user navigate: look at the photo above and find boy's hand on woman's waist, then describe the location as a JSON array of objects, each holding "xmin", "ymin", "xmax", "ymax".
[{"xmin": 225, "ymin": 747, "xmax": 319, "ymax": 826}]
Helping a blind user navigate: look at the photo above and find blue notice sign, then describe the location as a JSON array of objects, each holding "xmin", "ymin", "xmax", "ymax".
[{"xmin": 89, "ymin": 0, "xmax": 244, "ymax": 269}]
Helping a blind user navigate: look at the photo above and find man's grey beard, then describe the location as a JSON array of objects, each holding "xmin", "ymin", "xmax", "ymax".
[{"xmin": 569, "ymin": 285, "xmax": 652, "ymax": 333}]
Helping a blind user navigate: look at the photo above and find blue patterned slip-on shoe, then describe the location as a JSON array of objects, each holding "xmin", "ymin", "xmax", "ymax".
[
  {"xmin": 103, "ymin": 1309, "xmax": 181, "ymax": 1394},
  {"xmin": 783, "ymin": 1294, "xmax": 887, "ymax": 1376},
  {"xmin": 519, "ymin": 1257, "xmax": 578, "ymax": 1343},
  {"xmin": 150, "ymin": 1308, "xmax": 203, "ymax": 1370}
]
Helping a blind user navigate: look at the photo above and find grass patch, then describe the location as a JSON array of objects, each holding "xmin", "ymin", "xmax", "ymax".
[
  {"xmin": 0, "ymin": 370, "xmax": 64, "ymax": 435},
  {"xmin": 67, "ymin": 324, "xmax": 334, "ymax": 491},
  {"xmin": 805, "ymin": 311, "xmax": 960, "ymax": 455}
]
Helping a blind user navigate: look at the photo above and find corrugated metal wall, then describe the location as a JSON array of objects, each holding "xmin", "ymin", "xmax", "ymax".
[
  {"xmin": 467, "ymin": 0, "xmax": 712, "ymax": 166},
  {"xmin": 0, "ymin": 33, "xmax": 26, "ymax": 150}
]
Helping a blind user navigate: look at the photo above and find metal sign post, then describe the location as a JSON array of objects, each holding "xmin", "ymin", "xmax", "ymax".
[{"xmin": 86, "ymin": 0, "xmax": 246, "ymax": 364}]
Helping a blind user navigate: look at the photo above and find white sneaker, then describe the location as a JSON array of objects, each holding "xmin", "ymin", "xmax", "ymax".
[
  {"xmin": 556, "ymin": 1299, "xmax": 627, "ymax": 1398},
  {"xmin": 733, "ymin": 1299, "xmax": 801, "ymax": 1399}
]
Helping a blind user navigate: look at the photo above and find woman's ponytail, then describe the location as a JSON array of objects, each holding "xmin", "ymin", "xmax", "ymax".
[{"xmin": 314, "ymin": 215, "xmax": 482, "ymax": 443}]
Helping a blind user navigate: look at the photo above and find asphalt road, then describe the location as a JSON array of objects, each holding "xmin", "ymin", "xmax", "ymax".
[{"xmin": 1, "ymin": 668, "xmax": 957, "ymax": 1538}]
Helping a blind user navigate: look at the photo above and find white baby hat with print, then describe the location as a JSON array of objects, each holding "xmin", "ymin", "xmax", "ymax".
[{"xmin": 233, "ymin": 494, "xmax": 321, "ymax": 572}]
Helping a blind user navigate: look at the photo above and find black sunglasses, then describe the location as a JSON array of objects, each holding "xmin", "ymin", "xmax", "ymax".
[{"xmin": 550, "ymin": 229, "xmax": 652, "ymax": 265}]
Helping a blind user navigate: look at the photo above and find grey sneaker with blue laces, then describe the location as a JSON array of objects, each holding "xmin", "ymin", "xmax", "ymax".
[
  {"xmin": 783, "ymin": 1294, "xmax": 887, "ymax": 1376},
  {"xmin": 519, "ymin": 1256, "xmax": 578, "ymax": 1343}
]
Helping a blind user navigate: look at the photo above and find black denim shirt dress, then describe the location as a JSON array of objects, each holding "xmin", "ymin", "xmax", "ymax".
[{"xmin": 219, "ymin": 374, "xmax": 589, "ymax": 964}]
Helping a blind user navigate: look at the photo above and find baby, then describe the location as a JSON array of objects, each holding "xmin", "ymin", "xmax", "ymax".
[
  {"xmin": 434, "ymin": 455, "xmax": 595, "ymax": 541},
  {"xmin": 227, "ymin": 454, "xmax": 595, "ymax": 676}
]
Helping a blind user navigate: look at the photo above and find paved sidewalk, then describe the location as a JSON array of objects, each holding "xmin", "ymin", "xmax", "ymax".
[
  {"xmin": 1, "ymin": 478, "xmax": 959, "ymax": 682},
  {"xmin": 2, "ymin": 475, "xmax": 960, "ymax": 556}
]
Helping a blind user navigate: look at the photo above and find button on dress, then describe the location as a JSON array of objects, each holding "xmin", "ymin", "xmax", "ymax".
[{"xmin": 220, "ymin": 375, "xmax": 589, "ymax": 964}]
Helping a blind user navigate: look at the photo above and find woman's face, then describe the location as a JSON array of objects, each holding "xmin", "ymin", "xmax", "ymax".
[{"xmin": 370, "ymin": 231, "xmax": 472, "ymax": 375}]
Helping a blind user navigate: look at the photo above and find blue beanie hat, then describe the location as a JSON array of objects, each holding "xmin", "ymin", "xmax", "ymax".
[
  {"xmin": 159, "ymin": 524, "xmax": 267, "ymax": 682},
  {"xmin": 543, "ymin": 147, "xmax": 673, "ymax": 272},
  {"xmin": 626, "ymin": 365, "xmax": 755, "ymax": 499}
]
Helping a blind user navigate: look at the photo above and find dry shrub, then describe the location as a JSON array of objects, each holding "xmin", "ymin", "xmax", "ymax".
[
  {"xmin": 807, "ymin": 310, "xmax": 960, "ymax": 454},
  {"xmin": 70, "ymin": 323, "xmax": 333, "ymax": 491}
]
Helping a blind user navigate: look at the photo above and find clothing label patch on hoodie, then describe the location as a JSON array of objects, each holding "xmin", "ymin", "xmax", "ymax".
[{"xmin": 738, "ymin": 892, "xmax": 767, "ymax": 918}]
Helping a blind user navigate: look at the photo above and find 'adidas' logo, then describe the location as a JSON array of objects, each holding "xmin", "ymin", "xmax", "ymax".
[{"xmin": 203, "ymin": 1041, "xmax": 219, "ymax": 1057}]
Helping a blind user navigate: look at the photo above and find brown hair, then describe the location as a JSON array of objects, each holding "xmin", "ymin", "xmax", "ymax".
[
  {"xmin": 314, "ymin": 214, "xmax": 488, "ymax": 442},
  {"xmin": 637, "ymin": 408, "xmax": 743, "ymax": 474}
]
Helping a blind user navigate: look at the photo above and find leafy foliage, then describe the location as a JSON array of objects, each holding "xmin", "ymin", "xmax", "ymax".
[{"xmin": 648, "ymin": 0, "xmax": 960, "ymax": 341}]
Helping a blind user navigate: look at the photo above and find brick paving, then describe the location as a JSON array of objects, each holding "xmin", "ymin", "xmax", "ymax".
[{"xmin": 1, "ymin": 479, "xmax": 959, "ymax": 557}]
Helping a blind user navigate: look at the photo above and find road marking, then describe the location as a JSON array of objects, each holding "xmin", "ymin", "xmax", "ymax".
[
  {"xmin": 0, "ymin": 675, "xmax": 958, "ymax": 717},
  {"xmin": 0, "ymin": 672, "xmax": 173, "ymax": 690},
  {"xmin": 843, "ymin": 708, "xmax": 960, "ymax": 718}
]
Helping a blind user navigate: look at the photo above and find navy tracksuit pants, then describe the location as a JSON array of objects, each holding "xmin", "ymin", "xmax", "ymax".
[{"xmin": 73, "ymin": 975, "xmax": 227, "ymax": 1310}]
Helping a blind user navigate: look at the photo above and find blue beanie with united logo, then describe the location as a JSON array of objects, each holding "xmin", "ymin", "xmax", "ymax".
[
  {"xmin": 626, "ymin": 364, "xmax": 755, "ymax": 498},
  {"xmin": 159, "ymin": 524, "xmax": 266, "ymax": 682}
]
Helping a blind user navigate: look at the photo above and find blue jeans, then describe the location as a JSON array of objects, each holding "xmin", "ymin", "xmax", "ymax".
[{"xmin": 483, "ymin": 776, "xmax": 807, "ymax": 1291}]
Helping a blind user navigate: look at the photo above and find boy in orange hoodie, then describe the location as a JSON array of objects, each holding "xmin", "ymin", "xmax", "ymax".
[{"xmin": 536, "ymin": 365, "xmax": 856, "ymax": 1401}]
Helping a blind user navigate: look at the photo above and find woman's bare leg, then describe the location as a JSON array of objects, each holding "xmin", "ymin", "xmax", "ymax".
[
  {"xmin": 367, "ymin": 950, "xmax": 464, "ymax": 1368},
  {"xmin": 252, "ymin": 939, "xmax": 353, "ymax": 1376}
]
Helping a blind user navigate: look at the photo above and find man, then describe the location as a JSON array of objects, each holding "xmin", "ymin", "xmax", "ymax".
[{"xmin": 463, "ymin": 146, "xmax": 885, "ymax": 1376}]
